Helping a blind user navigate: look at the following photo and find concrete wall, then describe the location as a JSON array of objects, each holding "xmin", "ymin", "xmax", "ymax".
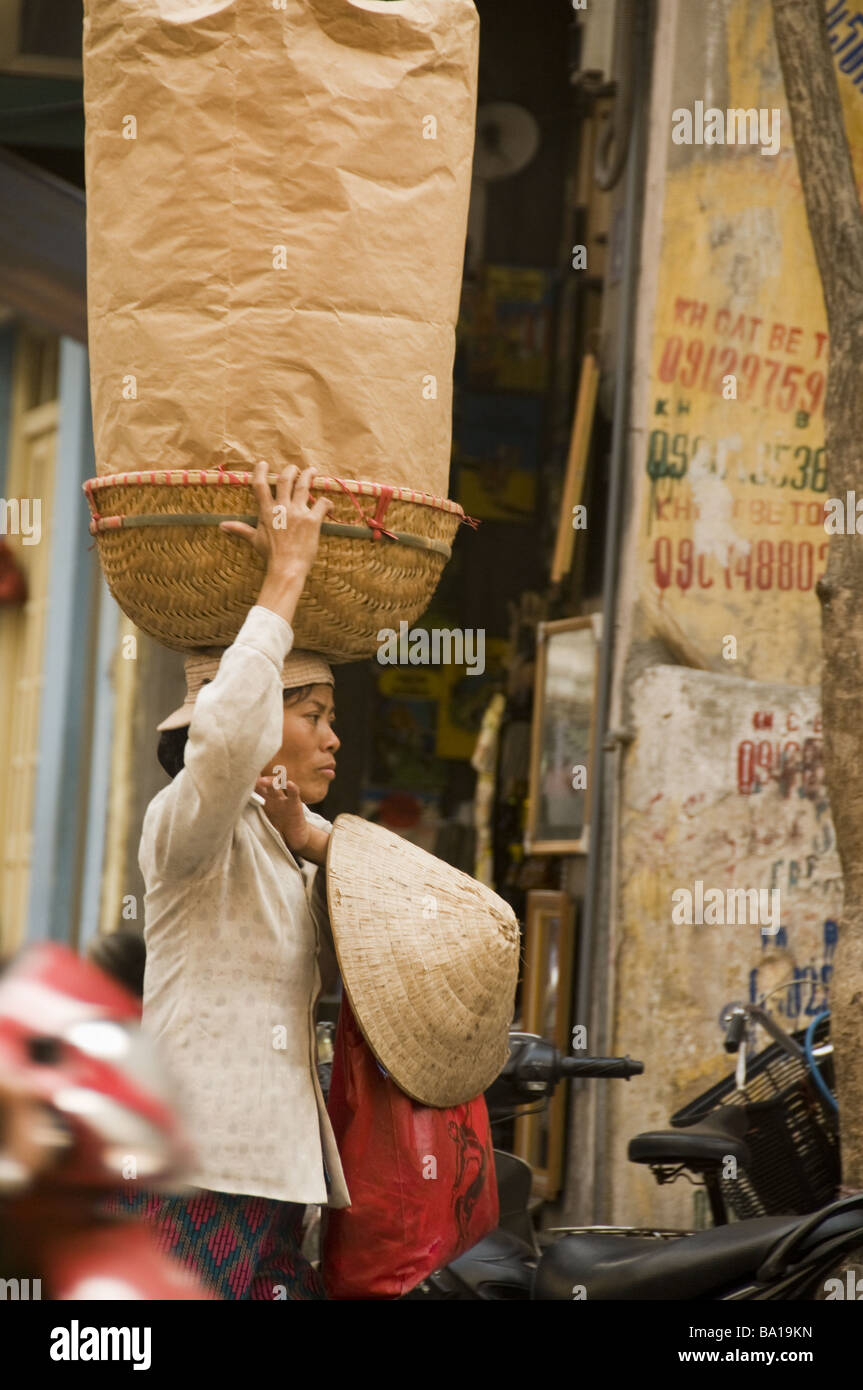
[{"xmin": 609, "ymin": 665, "xmax": 839, "ymax": 1226}]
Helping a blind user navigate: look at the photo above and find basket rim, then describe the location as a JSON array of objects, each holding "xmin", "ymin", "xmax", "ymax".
[
  {"xmin": 83, "ymin": 470, "xmax": 467, "ymax": 517},
  {"xmin": 87, "ymin": 511, "xmax": 455, "ymax": 559},
  {"xmin": 669, "ymin": 1013, "xmax": 833, "ymax": 1127}
]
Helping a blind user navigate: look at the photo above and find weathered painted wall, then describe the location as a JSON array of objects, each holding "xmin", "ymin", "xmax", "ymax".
[
  {"xmin": 609, "ymin": 665, "xmax": 840, "ymax": 1227},
  {"xmin": 632, "ymin": 0, "xmax": 863, "ymax": 684},
  {"xmin": 587, "ymin": 0, "xmax": 861, "ymax": 1229}
]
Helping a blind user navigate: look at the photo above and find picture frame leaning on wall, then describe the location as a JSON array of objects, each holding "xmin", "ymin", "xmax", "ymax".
[
  {"xmin": 512, "ymin": 888, "xmax": 577, "ymax": 1200},
  {"xmin": 525, "ymin": 614, "xmax": 601, "ymax": 856}
]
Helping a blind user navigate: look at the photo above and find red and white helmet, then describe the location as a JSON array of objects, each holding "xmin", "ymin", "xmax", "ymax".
[{"xmin": 0, "ymin": 943, "xmax": 196, "ymax": 1192}]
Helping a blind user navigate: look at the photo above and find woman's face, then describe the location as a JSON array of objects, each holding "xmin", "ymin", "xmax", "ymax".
[{"xmin": 260, "ymin": 683, "xmax": 339, "ymax": 805}]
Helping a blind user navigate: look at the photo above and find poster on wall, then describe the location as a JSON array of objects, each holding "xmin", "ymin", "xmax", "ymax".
[
  {"xmin": 451, "ymin": 391, "xmax": 542, "ymax": 522},
  {"xmin": 358, "ymin": 786, "xmax": 443, "ymax": 853},
  {"xmin": 456, "ymin": 265, "xmax": 555, "ymax": 394},
  {"xmin": 435, "ymin": 637, "xmax": 509, "ymax": 760},
  {"xmin": 633, "ymin": 0, "xmax": 863, "ymax": 685},
  {"xmin": 370, "ymin": 679, "xmax": 448, "ymax": 795}
]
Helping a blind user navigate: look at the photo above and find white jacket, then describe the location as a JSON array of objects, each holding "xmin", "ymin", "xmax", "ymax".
[{"xmin": 139, "ymin": 604, "xmax": 350, "ymax": 1207}]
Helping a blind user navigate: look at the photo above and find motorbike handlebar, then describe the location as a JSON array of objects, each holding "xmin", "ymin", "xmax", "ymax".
[
  {"xmin": 558, "ymin": 1055, "xmax": 644, "ymax": 1080},
  {"xmin": 483, "ymin": 1036, "xmax": 645, "ymax": 1118}
]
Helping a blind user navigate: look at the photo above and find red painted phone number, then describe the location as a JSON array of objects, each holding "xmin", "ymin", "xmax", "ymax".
[
  {"xmin": 650, "ymin": 537, "xmax": 826, "ymax": 591},
  {"xmin": 658, "ymin": 336, "xmax": 825, "ymax": 415}
]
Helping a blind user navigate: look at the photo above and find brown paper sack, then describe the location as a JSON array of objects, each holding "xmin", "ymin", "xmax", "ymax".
[{"xmin": 82, "ymin": 0, "xmax": 479, "ymax": 498}]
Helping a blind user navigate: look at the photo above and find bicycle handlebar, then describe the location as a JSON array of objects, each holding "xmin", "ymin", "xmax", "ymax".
[
  {"xmin": 723, "ymin": 1002, "xmax": 806, "ymax": 1062},
  {"xmin": 723, "ymin": 1011, "xmax": 747, "ymax": 1052}
]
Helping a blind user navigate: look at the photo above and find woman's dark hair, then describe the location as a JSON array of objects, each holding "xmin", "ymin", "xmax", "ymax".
[
  {"xmin": 283, "ymin": 682, "xmax": 317, "ymax": 708},
  {"xmin": 87, "ymin": 926, "xmax": 147, "ymax": 999},
  {"xmin": 156, "ymin": 681, "xmax": 322, "ymax": 779},
  {"xmin": 157, "ymin": 726, "xmax": 189, "ymax": 779}
]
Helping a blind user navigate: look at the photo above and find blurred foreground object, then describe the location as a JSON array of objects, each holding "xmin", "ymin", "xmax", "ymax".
[{"xmin": 0, "ymin": 943, "xmax": 209, "ymax": 1298}]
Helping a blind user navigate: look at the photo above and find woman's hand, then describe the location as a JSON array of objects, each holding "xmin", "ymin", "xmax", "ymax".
[
  {"xmin": 220, "ymin": 461, "xmax": 334, "ymax": 629},
  {"xmin": 220, "ymin": 459, "xmax": 332, "ymax": 574},
  {"xmin": 255, "ymin": 776, "xmax": 309, "ymax": 853},
  {"xmin": 255, "ymin": 777, "xmax": 330, "ymax": 865}
]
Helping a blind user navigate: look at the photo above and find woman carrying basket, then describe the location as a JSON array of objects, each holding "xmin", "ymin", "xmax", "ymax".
[{"xmin": 108, "ymin": 462, "xmax": 348, "ymax": 1300}]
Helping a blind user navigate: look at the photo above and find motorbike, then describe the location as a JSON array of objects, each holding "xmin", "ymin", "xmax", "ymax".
[
  {"xmin": 0, "ymin": 942, "xmax": 211, "ymax": 1300},
  {"xmin": 403, "ymin": 997, "xmax": 863, "ymax": 1300}
]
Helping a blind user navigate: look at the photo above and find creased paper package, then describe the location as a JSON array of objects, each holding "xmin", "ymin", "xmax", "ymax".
[{"xmin": 82, "ymin": 0, "xmax": 479, "ymax": 496}]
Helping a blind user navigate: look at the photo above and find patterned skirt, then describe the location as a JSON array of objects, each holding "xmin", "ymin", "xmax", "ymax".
[{"xmin": 102, "ymin": 1187, "xmax": 327, "ymax": 1301}]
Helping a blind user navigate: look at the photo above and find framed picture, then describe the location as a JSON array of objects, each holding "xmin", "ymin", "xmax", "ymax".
[
  {"xmin": 525, "ymin": 615, "xmax": 600, "ymax": 855},
  {"xmin": 513, "ymin": 890, "xmax": 577, "ymax": 1199}
]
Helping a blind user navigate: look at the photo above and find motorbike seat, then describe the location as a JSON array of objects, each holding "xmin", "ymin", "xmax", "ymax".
[
  {"xmin": 628, "ymin": 1105, "xmax": 751, "ymax": 1169},
  {"xmin": 445, "ymin": 1227, "xmax": 538, "ymax": 1299},
  {"xmin": 533, "ymin": 1210, "xmax": 862, "ymax": 1300}
]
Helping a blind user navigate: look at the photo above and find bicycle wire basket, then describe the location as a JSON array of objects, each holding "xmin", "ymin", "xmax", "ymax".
[{"xmin": 669, "ymin": 1012, "xmax": 839, "ymax": 1220}]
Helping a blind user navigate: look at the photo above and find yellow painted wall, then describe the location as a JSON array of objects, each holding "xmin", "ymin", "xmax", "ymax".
[{"xmin": 636, "ymin": 0, "xmax": 863, "ymax": 684}]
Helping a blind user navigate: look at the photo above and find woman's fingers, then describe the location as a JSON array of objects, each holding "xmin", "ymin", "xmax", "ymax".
[
  {"xmin": 292, "ymin": 465, "xmax": 317, "ymax": 510},
  {"xmin": 239, "ymin": 460, "xmax": 328, "ymax": 542},
  {"xmin": 220, "ymin": 519, "xmax": 263, "ymax": 552},
  {"xmin": 257, "ymin": 775, "xmax": 300, "ymax": 800},
  {"xmin": 251, "ymin": 457, "xmax": 274, "ymax": 521},
  {"xmin": 273, "ymin": 463, "xmax": 299, "ymax": 510}
]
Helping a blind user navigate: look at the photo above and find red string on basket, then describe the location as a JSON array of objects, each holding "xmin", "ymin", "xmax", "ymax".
[{"xmin": 331, "ymin": 477, "xmax": 399, "ymax": 543}]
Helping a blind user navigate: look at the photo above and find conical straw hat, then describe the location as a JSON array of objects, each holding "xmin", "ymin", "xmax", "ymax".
[{"xmin": 326, "ymin": 814, "xmax": 521, "ymax": 1107}]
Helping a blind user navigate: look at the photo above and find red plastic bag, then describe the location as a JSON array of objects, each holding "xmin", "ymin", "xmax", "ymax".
[{"xmin": 322, "ymin": 994, "xmax": 499, "ymax": 1299}]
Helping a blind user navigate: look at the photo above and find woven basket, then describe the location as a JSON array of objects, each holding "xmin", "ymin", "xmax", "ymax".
[{"xmin": 83, "ymin": 470, "xmax": 472, "ymax": 660}]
